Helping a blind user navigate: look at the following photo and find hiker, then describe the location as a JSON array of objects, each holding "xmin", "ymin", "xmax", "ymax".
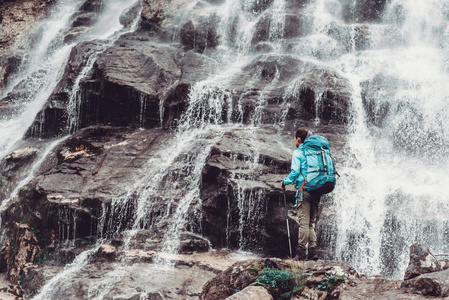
[{"xmin": 281, "ymin": 128, "xmax": 337, "ymax": 261}]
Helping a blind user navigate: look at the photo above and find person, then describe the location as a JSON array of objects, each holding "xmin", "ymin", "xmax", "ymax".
[{"xmin": 281, "ymin": 128, "xmax": 320, "ymax": 261}]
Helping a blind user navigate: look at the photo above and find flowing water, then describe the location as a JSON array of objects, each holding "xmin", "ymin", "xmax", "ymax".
[
  {"xmin": 2, "ymin": 0, "xmax": 449, "ymax": 296},
  {"xmin": 322, "ymin": 0, "xmax": 449, "ymax": 278}
]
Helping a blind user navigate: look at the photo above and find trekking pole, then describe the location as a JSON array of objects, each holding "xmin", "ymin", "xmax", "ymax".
[{"xmin": 283, "ymin": 185, "xmax": 293, "ymax": 258}]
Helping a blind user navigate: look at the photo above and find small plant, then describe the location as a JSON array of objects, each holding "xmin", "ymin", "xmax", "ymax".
[
  {"xmin": 316, "ymin": 274, "xmax": 346, "ymax": 291},
  {"xmin": 255, "ymin": 268, "xmax": 293, "ymax": 290}
]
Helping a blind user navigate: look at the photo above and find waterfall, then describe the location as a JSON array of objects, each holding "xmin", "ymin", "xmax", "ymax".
[
  {"xmin": 306, "ymin": 0, "xmax": 449, "ymax": 278},
  {"xmin": 0, "ymin": 0, "xmax": 142, "ymax": 159},
  {"xmin": 2, "ymin": 0, "xmax": 449, "ymax": 297},
  {"xmin": 32, "ymin": 245, "xmax": 101, "ymax": 300},
  {"xmin": 0, "ymin": 135, "xmax": 69, "ymax": 228}
]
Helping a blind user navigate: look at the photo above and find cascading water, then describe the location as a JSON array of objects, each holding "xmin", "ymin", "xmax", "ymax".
[
  {"xmin": 302, "ymin": 0, "xmax": 449, "ymax": 279},
  {"xmin": 3, "ymin": 0, "xmax": 449, "ymax": 297}
]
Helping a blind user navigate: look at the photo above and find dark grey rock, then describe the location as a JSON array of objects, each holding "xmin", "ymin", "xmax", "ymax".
[
  {"xmin": 180, "ymin": 15, "xmax": 220, "ymax": 53},
  {"xmin": 402, "ymin": 268, "xmax": 449, "ymax": 297},
  {"xmin": 404, "ymin": 243, "xmax": 442, "ymax": 280},
  {"xmin": 342, "ymin": 0, "xmax": 388, "ymax": 23}
]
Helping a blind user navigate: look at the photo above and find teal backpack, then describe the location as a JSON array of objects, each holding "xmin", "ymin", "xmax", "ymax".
[{"xmin": 297, "ymin": 135, "xmax": 338, "ymax": 202}]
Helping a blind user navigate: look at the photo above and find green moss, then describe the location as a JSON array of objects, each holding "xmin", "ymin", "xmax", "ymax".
[
  {"xmin": 316, "ymin": 274, "xmax": 346, "ymax": 292},
  {"xmin": 255, "ymin": 269, "xmax": 293, "ymax": 290}
]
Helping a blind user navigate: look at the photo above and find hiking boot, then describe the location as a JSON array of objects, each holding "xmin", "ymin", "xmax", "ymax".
[
  {"xmin": 294, "ymin": 247, "xmax": 307, "ymax": 261},
  {"xmin": 308, "ymin": 247, "xmax": 319, "ymax": 261}
]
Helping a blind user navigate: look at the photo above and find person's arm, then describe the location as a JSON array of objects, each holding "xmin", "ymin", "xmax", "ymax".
[{"xmin": 283, "ymin": 151, "xmax": 301, "ymax": 186}]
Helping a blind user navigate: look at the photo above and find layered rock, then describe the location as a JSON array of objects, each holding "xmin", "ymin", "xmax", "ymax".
[
  {"xmin": 0, "ymin": 147, "xmax": 38, "ymax": 201},
  {"xmin": 341, "ymin": 0, "xmax": 388, "ymax": 23},
  {"xmin": 0, "ymin": 0, "xmax": 423, "ymax": 298},
  {"xmin": 4, "ymin": 223, "xmax": 40, "ymax": 283},
  {"xmin": 0, "ymin": 0, "xmax": 52, "ymax": 90}
]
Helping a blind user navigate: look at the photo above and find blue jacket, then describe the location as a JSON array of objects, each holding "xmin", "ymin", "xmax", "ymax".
[{"xmin": 284, "ymin": 144, "xmax": 307, "ymax": 190}]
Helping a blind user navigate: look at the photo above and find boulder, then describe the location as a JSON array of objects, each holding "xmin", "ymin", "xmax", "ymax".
[
  {"xmin": 200, "ymin": 260, "xmax": 260, "ymax": 300},
  {"xmin": 179, "ymin": 232, "xmax": 210, "ymax": 253},
  {"xmin": 402, "ymin": 268, "xmax": 449, "ymax": 297},
  {"xmin": 200, "ymin": 258, "xmax": 359, "ymax": 300},
  {"xmin": 404, "ymin": 243, "xmax": 442, "ymax": 280},
  {"xmin": 225, "ymin": 286, "xmax": 272, "ymax": 300},
  {"xmin": 97, "ymin": 244, "xmax": 117, "ymax": 260}
]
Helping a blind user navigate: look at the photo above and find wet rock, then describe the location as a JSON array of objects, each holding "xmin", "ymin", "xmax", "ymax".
[
  {"xmin": 180, "ymin": 15, "xmax": 220, "ymax": 53},
  {"xmin": 0, "ymin": 0, "xmax": 51, "ymax": 90},
  {"xmin": 251, "ymin": 15, "xmax": 270, "ymax": 45},
  {"xmin": 140, "ymin": 0, "xmax": 167, "ymax": 33},
  {"xmin": 21, "ymin": 264, "xmax": 65, "ymax": 296},
  {"xmin": 4, "ymin": 147, "xmax": 38, "ymax": 169},
  {"xmin": 401, "ymin": 268, "xmax": 449, "ymax": 297},
  {"xmin": 284, "ymin": 14, "xmax": 303, "ymax": 39},
  {"xmin": 79, "ymin": 0, "xmax": 103, "ymax": 13},
  {"xmin": 0, "ymin": 147, "xmax": 38, "ymax": 199},
  {"xmin": 179, "ymin": 232, "xmax": 210, "ymax": 254},
  {"xmin": 250, "ymin": 0, "xmax": 274, "ymax": 14},
  {"xmin": 229, "ymin": 54, "xmax": 352, "ymax": 126},
  {"xmin": 119, "ymin": 0, "xmax": 140, "ymax": 27},
  {"xmin": 97, "ymin": 244, "xmax": 117, "ymax": 260},
  {"xmin": 225, "ymin": 286, "xmax": 272, "ymax": 300},
  {"xmin": 63, "ymin": 0, "xmax": 103, "ymax": 42},
  {"xmin": 200, "ymin": 127, "xmax": 298, "ymax": 255},
  {"xmin": 338, "ymin": 274, "xmax": 405, "ymax": 299},
  {"xmin": 24, "ymin": 259, "xmax": 221, "ymax": 300},
  {"xmin": 200, "ymin": 260, "xmax": 260, "ymax": 300},
  {"xmin": 0, "ymin": 53, "xmax": 22, "ymax": 92},
  {"xmin": 252, "ymin": 13, "xmax": 304, "ymax": 45},
  {"xmin": 5, "ymin": 223, "xmax": 41, "ymax": 283},
  {"xmin": 84, "ymin": 40, "xmax": 182, "ymax": 128},
  {"xmin": 1, "ymin": 126, "xmax": 171, "ymax": 254},
  {"xmin": 360, "ymin": 74, "xmax": 395, "ymax": 127},
  {"xmin": 26, "ymin": 40, "xmax": 107, "ymax": 138},
  {"xmin": 342, "ymin": 0, "xmax": 388, "ymax": 23},
  {"xmin": 404, "ymin": 243, "xmax": 442, "ymax": 280},
  {"xmin": 285, "ymin": 0, "xmax": 310, "ymax": 11},
  {"xmin": 0, "ymin": 275, "xmax": 25, "ymax": 300}
]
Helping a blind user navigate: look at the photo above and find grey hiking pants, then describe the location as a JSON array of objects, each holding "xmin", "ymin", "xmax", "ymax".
[{"xmin": 297, "ymin": 190, "xmax": 321, "ymax": 250}]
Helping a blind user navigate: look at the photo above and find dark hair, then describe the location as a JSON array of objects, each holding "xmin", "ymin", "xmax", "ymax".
[{"xmin": 295, "ymin": 128, "xmax": 308, "ymax": 142}]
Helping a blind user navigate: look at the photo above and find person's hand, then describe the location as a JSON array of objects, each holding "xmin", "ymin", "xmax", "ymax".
[{"xmin": 281, "ymin": 181, "xmax": 285, "ymax": 189}]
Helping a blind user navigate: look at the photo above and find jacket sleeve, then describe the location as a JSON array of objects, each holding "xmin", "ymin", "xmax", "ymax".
[{"xmin": 284, "ymin": 150, "xmax": 301, "ymax": 185}]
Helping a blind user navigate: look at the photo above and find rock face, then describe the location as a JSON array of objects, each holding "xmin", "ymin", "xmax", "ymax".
[
  {"xmin": 1, "ymin": 0, "xmax": 444, "ymax": 298},
  {"xmin": 342, "ymin": 0, "xmax": 388, "ymax": 23},
  {"xmin": 4, "ymin": 223, "xmax": 40, "ymax": 283},
  {"xmin": 0, "ymin": 0, "xmax": 51, "ymax": 90},
  {"xmin": 0, "ymin": 147, "xmax": 38, "ymax": 200}
]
